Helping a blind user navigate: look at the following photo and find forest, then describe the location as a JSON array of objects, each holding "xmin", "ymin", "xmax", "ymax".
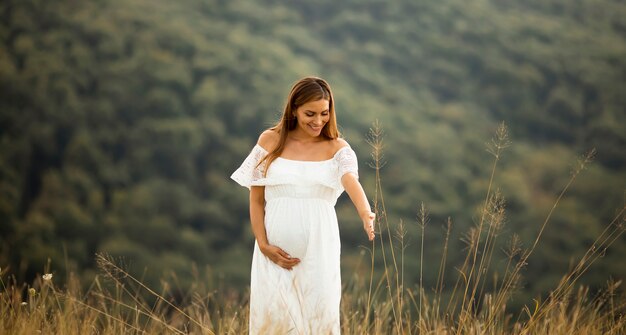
[{"xmin": 1, "ymin": 0, "xmax": 625, "ymax": 310}]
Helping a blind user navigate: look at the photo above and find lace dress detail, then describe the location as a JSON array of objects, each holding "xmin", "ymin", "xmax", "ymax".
[
  {"xmin": 230, "ymin": 144, "xmax": 267, "ymax": 189},
  {"xmin": 231, "ymin": 142, "xmax": 359, "ymax": 334},
  {"xmin": 335, "ymin": 144, "xmax": 359, "ymax": 182}
]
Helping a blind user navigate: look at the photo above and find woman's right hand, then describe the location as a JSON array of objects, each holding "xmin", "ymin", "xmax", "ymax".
[{"xmin": 259, "ymin": 244, "xmax": 301, "ymax": 270}]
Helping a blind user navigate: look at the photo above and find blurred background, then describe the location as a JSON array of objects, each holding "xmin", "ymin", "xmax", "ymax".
[{"xmin": 1, "ymin": 0, "xmax": 625, "ymax": 309}]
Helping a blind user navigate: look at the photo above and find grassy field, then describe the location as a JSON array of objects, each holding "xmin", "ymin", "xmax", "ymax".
[{"xmin": 2, "ymin": 123, "xmax": 624, "ymax": 334}]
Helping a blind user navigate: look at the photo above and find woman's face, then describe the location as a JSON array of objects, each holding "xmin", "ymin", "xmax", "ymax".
[{"xmin": 293, "ymin": 99, "xmax": 330, "ymax": 138}]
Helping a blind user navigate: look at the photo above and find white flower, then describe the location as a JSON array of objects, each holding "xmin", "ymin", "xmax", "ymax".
[
  {"xmin": 43, "ymin": 273, "xmax": 53, "ymax": 281},
  {"xmin": 21, "ymin": 302, "xmax": 27, "ymax": 306}
]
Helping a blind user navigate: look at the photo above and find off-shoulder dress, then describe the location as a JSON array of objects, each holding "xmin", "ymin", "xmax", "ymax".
[{"xmin": 231, "ymin": 143, "xmax": 359, "ymax": 334}]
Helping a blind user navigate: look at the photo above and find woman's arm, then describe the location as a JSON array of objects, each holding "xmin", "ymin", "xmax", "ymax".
[
  {"xmin": 250, "ymin": 184, "xmax": 300, "ymax": 270},
  {"xmin": 341, "ymin": 173, "xmax": 375, "ymax": 241},
  {"xmin": 249, "ymin": 186, "xmax": 269, "ymax": 248},
  {"xmin": 249, "ymin": 129, "xmax": 299, "ymax": 269}
]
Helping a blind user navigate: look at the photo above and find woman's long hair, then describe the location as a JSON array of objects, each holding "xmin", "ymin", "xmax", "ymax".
[{"xmin": 258, "ymin": 77, "xmax": 340, "ymax": 175}]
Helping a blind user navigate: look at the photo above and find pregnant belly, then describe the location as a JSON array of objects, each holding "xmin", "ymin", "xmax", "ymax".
[
  {"xmin": 266, "ymin": 218, "xmax": 309, "ymax": 259},
  {"xmin": 264, "ymin": 201, "xmax": 311, "ymax": 259}
]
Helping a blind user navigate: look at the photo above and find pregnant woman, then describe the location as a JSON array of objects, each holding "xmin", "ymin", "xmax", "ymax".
[{"xmin": 231, "ymin": 76, "xmax": 375, "ymax": 334}]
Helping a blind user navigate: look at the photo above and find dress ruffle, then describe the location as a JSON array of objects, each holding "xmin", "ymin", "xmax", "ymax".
[
  {"xmin": 230, "ymin": 144, "xmax": 267, "ymax": 189},
  {"xmin": 231, "ymin": 143, "xmax": 359, "ymax": 197}
]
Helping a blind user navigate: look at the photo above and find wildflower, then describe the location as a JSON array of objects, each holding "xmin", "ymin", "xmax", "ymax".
[
  {"xmin": 43, "ymin": 273, "xmax": 53, "ymax": 281},
  {"xmin": 28, "ymin": 288, "xmax": 36, "ymax": 296}
]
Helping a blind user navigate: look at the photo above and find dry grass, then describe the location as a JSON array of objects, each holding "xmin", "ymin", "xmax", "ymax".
[{"xmin": 1, "ymin": 122, "xmax": 625, "ymax": 334}]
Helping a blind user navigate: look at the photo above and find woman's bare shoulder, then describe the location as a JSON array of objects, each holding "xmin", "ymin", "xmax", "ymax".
[
  {"xmin": 332, "ymin": 137, "xmax": 350, "ymax": 150},
  {"xmin": 257, "ymin": 129, "xmax": 279, "ymax": 151}
]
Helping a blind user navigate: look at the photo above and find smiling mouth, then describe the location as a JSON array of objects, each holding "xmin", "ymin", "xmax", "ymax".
[{"xmin": 309, "ymin": 124, "xmax": 323, "ymax": 131}]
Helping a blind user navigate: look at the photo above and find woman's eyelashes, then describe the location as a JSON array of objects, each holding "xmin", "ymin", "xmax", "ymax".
[{"xmin": 305, "ymin": 112, "xmax": 329, "ymax": 117}]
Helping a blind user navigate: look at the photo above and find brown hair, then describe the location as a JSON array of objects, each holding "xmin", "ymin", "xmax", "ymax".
[{"xmin": 258, "ymin": 77, "xmax": 340, "ymax": 175}]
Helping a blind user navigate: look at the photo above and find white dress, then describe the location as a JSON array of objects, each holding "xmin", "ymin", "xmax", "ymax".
[{"xmin": 231, "ymin": 143, "xmax": 359, "ymax": 335}]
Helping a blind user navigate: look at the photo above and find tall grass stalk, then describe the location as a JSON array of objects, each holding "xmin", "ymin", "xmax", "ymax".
[
  {"xmin": 418, "ymin": 203, "xmax": 428, "ymax": 323},
  {"xmin": 367, "ymin": 120, "xmax": 403, "ymax": 331},
  {"xmin": 456, "ymin": 122, "xmax": 510, "ymax": 334},
  {"xmin": 433, "ymin": 217, "xmax": 452, "ymax": 314}
]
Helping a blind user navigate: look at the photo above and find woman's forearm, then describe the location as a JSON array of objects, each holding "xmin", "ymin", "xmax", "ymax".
[
  {"xmin": 342, "ymin": 173, "xmax": 372, "ymax": 218},
  {"xmin": 250, "ymin": 186, "xmax": 269, "ymax": 248},
  {"xmin": 342, "ymin": 173, "xmax": 375, "ymax": 240}
]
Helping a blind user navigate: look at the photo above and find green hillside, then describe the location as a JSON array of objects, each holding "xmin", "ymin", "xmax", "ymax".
[{"xmin": 1, "ymin": 0, "xmax": 624, "ymax": 304}]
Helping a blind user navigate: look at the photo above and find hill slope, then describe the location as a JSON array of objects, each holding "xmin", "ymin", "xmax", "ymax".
[{"xmin": 1, "ymin": 0, "xmax": 624, "ymax": 300}]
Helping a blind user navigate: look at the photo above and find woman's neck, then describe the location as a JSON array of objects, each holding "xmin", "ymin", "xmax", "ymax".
[{"xmin": 288, "ymin": 129, "xmax": 325, "ymax": 143}]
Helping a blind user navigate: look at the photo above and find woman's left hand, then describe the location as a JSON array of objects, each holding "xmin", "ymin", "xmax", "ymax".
[{"xmin": 361, "ymin": 211, "xmax": 375, "ymax": 241}]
